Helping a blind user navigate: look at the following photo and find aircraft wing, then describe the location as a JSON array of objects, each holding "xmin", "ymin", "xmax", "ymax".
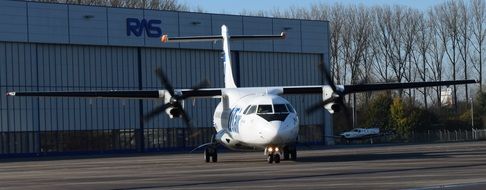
[
  {"xmin": 5, "ymin": 80, "xmax": 476, "ymax": 98},
  {"xmin": 5, "ymin": 89, "xmax": 222, "ymax": 99},
  {"xmin": 342, "ymin": 80, "xmax": 477, "ymax": 94},
  {"xmin": 281, "ymin": 80, "xmax": 477, "ymax": 95}
]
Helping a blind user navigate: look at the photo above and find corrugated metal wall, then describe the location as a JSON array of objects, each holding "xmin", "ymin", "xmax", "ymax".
[{"xmin": 0, "ymin": 42, "xmax": 325, "ymax": 156}]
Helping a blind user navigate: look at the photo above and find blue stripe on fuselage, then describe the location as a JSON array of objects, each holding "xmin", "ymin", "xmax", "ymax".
[{"xmin": 228, "ymin": 107, "xmax": 242, "ymax": 133}]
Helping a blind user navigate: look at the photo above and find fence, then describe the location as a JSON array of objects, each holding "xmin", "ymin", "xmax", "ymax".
[
  {"xmin": 335, "ymin": 129, "xmax": 486, "ymax": 145},
  {"xmin": 410, "ymin": 129, "xmax": 486, "ymax": 143}
]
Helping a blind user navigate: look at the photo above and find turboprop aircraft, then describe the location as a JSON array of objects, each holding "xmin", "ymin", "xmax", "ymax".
[{"xmin": 6, "ymin": 25, "xmax": 476, "ymax": 164}]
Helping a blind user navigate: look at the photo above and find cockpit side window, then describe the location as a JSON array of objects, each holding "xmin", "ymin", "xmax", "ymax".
[
  {"xmin": 243, "ymin": 105, "xmax": 251, "ymax": 114},
  {"xmin": 247, "ymin": 105, "xmax": 257, "ymax": 114},
  {"xmin": 274, "ymin": 104, "xmax": 288, "ymax": 113},
  {"xmin": 257, "ymin": 105, "xmax": 273, "ymax": 114},
  {"xmin": 285, "ymin": 104, "xmax": 296, "ymax": 113}
]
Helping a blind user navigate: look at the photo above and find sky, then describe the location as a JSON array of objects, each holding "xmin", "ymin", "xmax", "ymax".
[{"xmin": 178, "ymin": 0, "xmax": 443, "ymax": 15}]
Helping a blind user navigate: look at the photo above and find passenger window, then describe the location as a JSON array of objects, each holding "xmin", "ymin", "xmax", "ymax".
[
  {"xmin": 257, "ymin": 105, "xmax": 273, "ymax": 114},
  {"xmin": 274, "ymin": 104, "xmax": 288, "ymax": 113},
  {"xmin": 285, "ymin": 104, "xmax": 296, "ymax": 113},
  {"xmin": 247, "ymin": 105, "xmax": 257, "ymax": 114}
]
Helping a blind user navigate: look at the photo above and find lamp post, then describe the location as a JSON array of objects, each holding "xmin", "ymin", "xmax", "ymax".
[{"xmin": 470, "ymin": 97, "xmax": 474, "ymax": 129}]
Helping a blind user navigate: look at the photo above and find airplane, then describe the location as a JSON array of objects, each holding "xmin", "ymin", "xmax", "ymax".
[
  {"xmin": 6, "ymin": 25, "xmax": 477, "ymax": 164},
  {"xmin": 338, "ymin": 128, "xmax": 395, "ymax": 144}
]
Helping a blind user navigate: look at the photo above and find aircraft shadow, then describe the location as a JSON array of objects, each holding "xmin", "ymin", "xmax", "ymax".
[
  {"xmin": 118, "ymin": 162, "xmax": 486, "ymax": 190},
  {"xmin": 295, "ymin": 152, "xmax": 446, "ymax": 163}
]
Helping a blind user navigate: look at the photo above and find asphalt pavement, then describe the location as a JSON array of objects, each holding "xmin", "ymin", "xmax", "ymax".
[{"xmin": 1, "ymin": 141, "xmax": 486, "ymax": 190}]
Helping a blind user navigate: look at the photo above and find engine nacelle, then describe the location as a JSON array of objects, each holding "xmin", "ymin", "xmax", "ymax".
[
  {"xmin": 321, "ymin": 85, "xmax": 344, "ymax": 114},
  {"xmin": 162, "ymin": 90, "xmax": 184, "ymax": 118},
  {"xmin": 165, "ymin": 107, "xmax": 182, "ymax": 118},
  {"xmin": 322, "ymin": 86, "xmax": 336, "ymax": 114}
]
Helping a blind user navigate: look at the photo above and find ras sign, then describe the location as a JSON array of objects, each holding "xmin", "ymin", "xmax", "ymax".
[{"xmin": 126, "ymin": 18, "xmax": 162, "ymax": 37}]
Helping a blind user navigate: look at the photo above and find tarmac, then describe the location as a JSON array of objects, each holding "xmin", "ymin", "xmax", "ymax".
[{"xmin": 1, "ymin": 141, "xmax": 486, "ymax": 190}]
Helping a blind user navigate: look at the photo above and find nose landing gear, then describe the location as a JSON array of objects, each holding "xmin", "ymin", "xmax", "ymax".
[{"xmin": 265, "ymin": 146, "xmax": 281, "ymax": 164}]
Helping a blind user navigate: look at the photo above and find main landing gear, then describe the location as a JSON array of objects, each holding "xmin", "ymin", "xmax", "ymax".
[
  {"xmin": 203, "ymin": 134, "xmax": 218, "ymax": 163},
  {"xmin": 283, "ymin": 145, "xmax": 297, "ymax": 161},
  {"xmin": 204, "ymin": 146, "xmax": 218, "ymax": 163}
]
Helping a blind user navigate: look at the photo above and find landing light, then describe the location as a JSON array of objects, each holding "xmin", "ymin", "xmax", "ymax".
[
  {"xmin": 275, "ymin": 147, "xmax": 279, "ymax": 152},
  {"xmin": 268, "ymin": 147, "xmax": 273, "ymax": 152}
]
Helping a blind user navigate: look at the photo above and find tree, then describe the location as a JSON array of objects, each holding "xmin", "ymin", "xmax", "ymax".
[
  {"xmin": 360, "ymin": 93, "xmax": 393, "ymax": 130},
  {"xmin": 28, "ymin": 0, "xmax": 189, "ymax": 11},
  {"xmin": 457, "ymin": 1, "xmax": 470, "ymax": 103},
  {"xmin": 436, "ymin": 1, "xmax": 460, "ymax": 112},
  {"xmin": 389, "ymin": 97, "xmax": 424, "ymax": 138},
  {"xmin": 412, "ymin": 13, "xmax": 432, "ymax": 109},
  {"xmin": 470, "ymin": 0, "xmax": 486, "ymax": 92}
]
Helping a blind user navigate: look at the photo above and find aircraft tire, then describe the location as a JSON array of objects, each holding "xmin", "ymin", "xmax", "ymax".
[
  {"xmin": 212, "ymin": 150, "xmax": 218, "ymax": 162},
  {"xmin": 267, "ymin": 154, "xmax": 274, "ymax": 164},
  {"xmin": 204, "ymin": 148, "xmax": 211, "ymax": 163},
  {"xmin": 290, "ymin": 149, "xmax": 297, "ymax": 160},
  {"xmin": 289, "ymin": 145, "xmax": 297, "ymax": 160},
  {"xmin": 274, "ymin": 154, "xmax": 281, "ymax": 163},
  {"xmin": 283, "ymin": 146, "xmax": 290, "ymax": 160}
]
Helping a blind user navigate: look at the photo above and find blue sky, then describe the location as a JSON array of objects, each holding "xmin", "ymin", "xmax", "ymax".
[{"xmin": 179, "ymin": 0, "xmax": 443, "ymax": 14}]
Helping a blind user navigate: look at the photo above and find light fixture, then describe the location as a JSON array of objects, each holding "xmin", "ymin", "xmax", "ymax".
[{"xmin": 83, "ymin": 15, "xmax": 94, "ymax": 19}]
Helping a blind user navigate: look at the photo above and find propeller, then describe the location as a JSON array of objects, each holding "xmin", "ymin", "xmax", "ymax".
[
  {"xmin": 305, "ymin": 63, "xmax": 352, "ymax": 128},
  {"xmin": 143, "ymin": 68, "xmax": 211, "ymax": 130},
  {"xmin": 306, "ymin": 63, "xmax": 345, "ymax": 114}
]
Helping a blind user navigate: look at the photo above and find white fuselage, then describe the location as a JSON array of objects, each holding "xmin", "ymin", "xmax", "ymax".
[{"xmin": 212, "ymin": 88, "xmax": 299, "ymax": 150}]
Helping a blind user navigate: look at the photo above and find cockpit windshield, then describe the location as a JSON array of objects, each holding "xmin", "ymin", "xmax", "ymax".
[
  {"xmin": 273, "ymin": 104, "xmax": 288, "ymax": 113},
  {"xmin": 257, "ymin": 105, "xmax": 273, "ymax": 114},
  {"xmin": 244, "ymin": 104, "xmax": 294, "ymax": 115}
]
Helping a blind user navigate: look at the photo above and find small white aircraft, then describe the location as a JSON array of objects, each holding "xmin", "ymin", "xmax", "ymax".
[
  {"xmin": 6, "ymin": 25, "xmax": 476, "ymax": 164},
  {"xmin": 340, "ymin": 128, "xmax": 381, "ymax": 140},
  {"xmin": 338, "ymin": 128, "xmax": 395, "ymax": 144}
]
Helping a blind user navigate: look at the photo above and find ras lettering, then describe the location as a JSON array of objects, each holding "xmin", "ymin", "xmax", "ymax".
[{"xmin": 126, "ymin": 18, "xmax": 162, "ymax": 37}]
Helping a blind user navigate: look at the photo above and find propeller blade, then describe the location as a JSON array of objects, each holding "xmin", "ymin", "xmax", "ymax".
[
  {"xmin": 318, "ymin": 63, "xmax": 337, "ymax": 92},
  {"xmin": 180, "ymin": 79, "xmax": 211, "ymax": 99},
  {"xmin": 155, "ymin": 68, "xmax": 176, "ymax": 97},
  {"xmin": 143, "ymin": 103, "xmax": 170, "ymax": 122},
  {"xmin": 306, "ymin": 97, "xmax": 336, "ymax": 114},
  {"xmin": 191, "ymin": 79, "xmax": 211, "ymax": 91},
  {"xmin": 337, "ymin": 98, "xmax": 353, "ymax": 129},
  {"xmin": 170, "ymin": 102, "xmax": 193, "ymax": 128}
]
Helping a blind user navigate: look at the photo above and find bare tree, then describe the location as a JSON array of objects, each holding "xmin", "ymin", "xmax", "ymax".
[
  {"xmin": 436, "ymin": 1, "xmax": 460, "ymax": 112},
  {"xmin": 412, "ymin": 12, "xmax": 432, "ymax": 108},
  {"xmin": 328, "ymin": 5, "xmax": 343, "ymax": 84},
  {"xmin": 457, "ymin": 0, "xmax": 470, "ymax": 103},
  {"xmin": 470, "ymin": 0, "xmax": 486, "ymax": 92},
  {"xmin": 401, "ymin": 8, "xmax": 420, "ymax": 102},
  {"xmin": 428, "ymin": 8, "xmax": 446, "ymax": 108},
  {"xmin": 372, "ymin": 6, "xmax": 392, "ymax": 83},
  {"xmin": 28, "ymin": 0, "xmax": 189, "ymax": 11}
]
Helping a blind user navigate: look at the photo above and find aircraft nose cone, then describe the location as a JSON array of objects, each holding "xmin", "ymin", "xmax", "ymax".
[{"xmin": 260, "ymin": 121, "xmax": 283, "ymax": 143}]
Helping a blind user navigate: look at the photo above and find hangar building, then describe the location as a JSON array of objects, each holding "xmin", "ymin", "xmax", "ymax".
[{"xmin": 0, "ymin": 1, "xmax": 331, "ymax": 157}]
